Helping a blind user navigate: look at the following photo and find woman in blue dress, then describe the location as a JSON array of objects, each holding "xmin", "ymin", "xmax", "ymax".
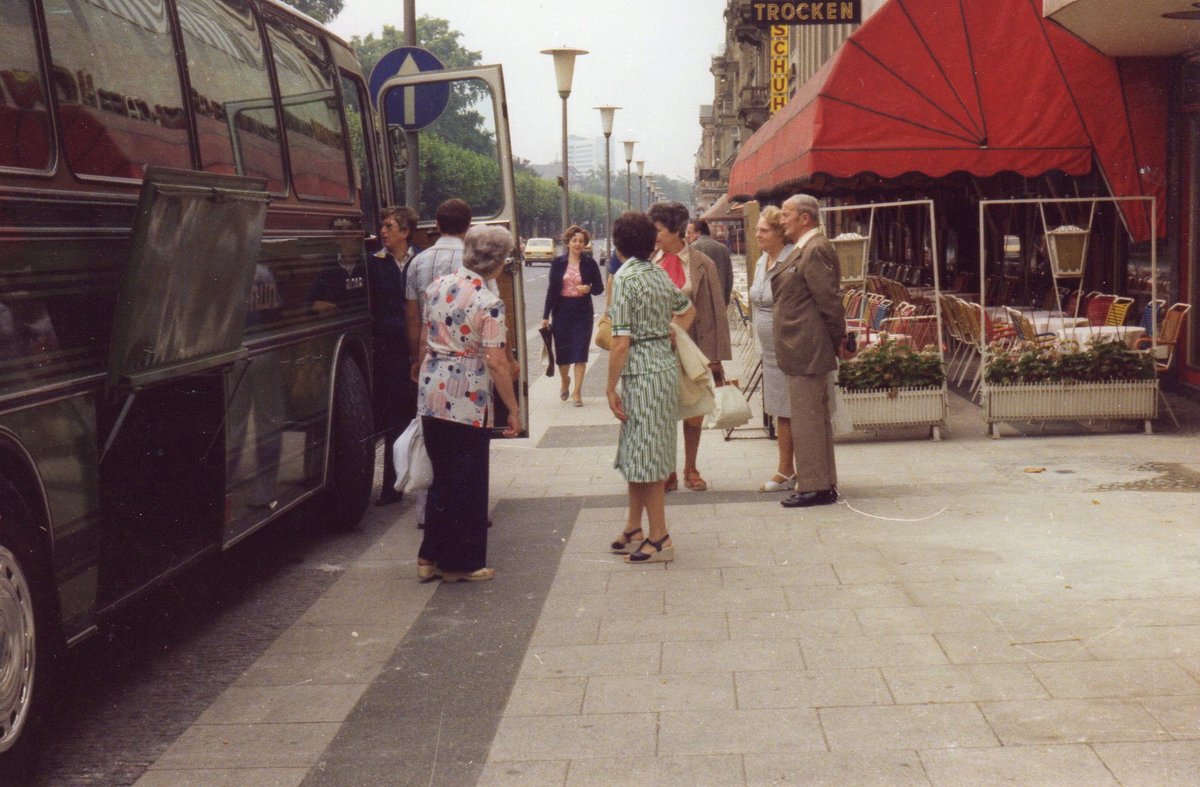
[{"xmin": 541, "ymin": 225, "xmax": 605, "ymax": 406}]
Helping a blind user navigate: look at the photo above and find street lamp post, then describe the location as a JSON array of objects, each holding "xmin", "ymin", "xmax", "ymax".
[
  {"xmin": 541, "ymin": 47, "xmax": 588, "ymax": 232},
  {"xmin": 636, "ymin": 160, "xmax": 645, "ymax": 211},
  {"xmin": 595, "ymin": 105, "xmax": 619, "ymax": 245},
  {"xmin": 621, "ymin": 140, "xmax": 636, "ymax": 210}
]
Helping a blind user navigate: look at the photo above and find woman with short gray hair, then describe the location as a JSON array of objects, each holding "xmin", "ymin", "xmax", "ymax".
[{"xmin": 414, "ymin": 224, "xmax": 521, "ymax": 583}]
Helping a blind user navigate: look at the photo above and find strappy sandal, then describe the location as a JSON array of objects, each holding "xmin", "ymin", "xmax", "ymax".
[
  {"xmin": 663, "ymin": 472, "xmax": 678, "ymax": 492},
  {"xmin": 626, "ymin": 535, "xmax": 673, "ymax": 563},
  {"xmin": 610, "ymin": 527, "xmax": 645, "ymax": 554},
  {"xmin": 683, "ymin": 470, "xmax": 707, "ymax": 491}
]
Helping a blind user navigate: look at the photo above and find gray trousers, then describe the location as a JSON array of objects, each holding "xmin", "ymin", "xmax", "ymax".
[{"xmin": 787, "ymin": 373, "xmax": 837, "ymax": 493}]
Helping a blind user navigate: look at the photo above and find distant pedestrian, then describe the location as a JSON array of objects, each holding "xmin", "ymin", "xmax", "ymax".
[
  {"xmin": 747, "ymin": 206, "xmax": 797, "ymax": 492},
  {"xmin": 772, "ymin": 194, "xmax": 849, "ymax": 508},
  {"xmin": 606, "ymin": 211, "xmax": 695, "ymax": 563},
  {"xmin": 540, "ymin": 225, "xmax": 604, "ymax": 406},
  {"xmin": 687, "ymin": 218, "xmax": 733, "ymax": 305},
  {"xmin": 415, "ymin": 226, "xmax": 521, "ymax": 583}
]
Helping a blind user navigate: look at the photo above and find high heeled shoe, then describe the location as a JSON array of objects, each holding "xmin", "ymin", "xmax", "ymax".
[
  {"xmin": 663, "ymin": 472, "xmax": 678, "ymax": 492},
  {"xmin": 610, "ymin": 527, "xmax": 645, "ymax": 554},
  {"xmin": 626, "ymin": 535, "xmax": 673, "ymax": 563},
  {"xmin": 759, "ymin": 473, "xmax": 796, "ymax": 493},
  {"xmin": 441, "ymin": 567, "xmax": 495, "ymax": 583},
  {"xmin": 417, "ymin": 561, "xmax": 441, "ymax": 582}
]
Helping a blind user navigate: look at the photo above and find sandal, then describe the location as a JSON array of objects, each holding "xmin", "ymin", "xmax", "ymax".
[
  {"xmin": 610, "ymin": 527, "xmax": 645, "ymax": 554},
  {"xmin": 683, "ymin": 470, "xmax": 707, "ymax": 491},
  {"xmin": 442, "ymin": 567, "xmax": 495, "ymax": 583},
  {"xmin": 663, "ymin": 472, "xmax": 678, "ymax": 492},
  {"xmin": 759, "ymin": 473, "xmax": 796, "ymax": 493},
  {"xmin": 626, "ymin": 535, "xmax": 673, "ymax": 563},
  {"xmin": 417, "ymin": 560, "xmax": 441, "ymax": 582}
]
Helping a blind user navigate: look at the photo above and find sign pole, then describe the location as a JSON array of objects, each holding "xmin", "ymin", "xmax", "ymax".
[{"xmin": 404, "ymin": 0, "xmax": 420, "ymax": 210}]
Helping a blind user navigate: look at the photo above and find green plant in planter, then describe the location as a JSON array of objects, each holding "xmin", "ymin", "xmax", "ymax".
[
  {"xmin": 983, "ymin": 338, "xmax": 1154, "ymax": 385},
  {"xmin": 837, "ymin": 335, "xmax": 945, "ymax": 391}
]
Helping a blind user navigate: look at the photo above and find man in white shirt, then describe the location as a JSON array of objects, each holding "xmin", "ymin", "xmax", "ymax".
[{"xmin": 405, "ymin": 198, "xmax": 472, "ymax": 381}]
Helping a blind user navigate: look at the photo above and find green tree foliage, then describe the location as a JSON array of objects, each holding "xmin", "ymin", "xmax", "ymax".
[{"xmin": 283, "ymin": 0, "xmax": 343, "ymax": 24}]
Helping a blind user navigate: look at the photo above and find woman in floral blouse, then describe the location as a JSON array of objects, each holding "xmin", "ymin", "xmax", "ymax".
[{"xmin": 415, "ymin": 225, "xmax": 521, "ymax": 583}]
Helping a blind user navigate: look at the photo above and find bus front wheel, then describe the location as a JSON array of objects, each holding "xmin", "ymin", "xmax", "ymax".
[
  {"xmin": 317, "ymin": 356, "xmax": 374, "ymax": 531},
  {"xmin": 0, "ymin": 495, "xmax": 56, "ymax": 777}
]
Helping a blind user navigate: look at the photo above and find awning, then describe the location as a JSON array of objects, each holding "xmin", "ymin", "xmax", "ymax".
[
  {"xmin": 700, "ymin": 194, "xmax": 742, "ymax": 222},
  {"xmin": 728, "ymin": 0, "xmax": 1166, "ymax": 241}
]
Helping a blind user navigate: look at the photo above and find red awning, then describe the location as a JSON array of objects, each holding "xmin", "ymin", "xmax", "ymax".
[{"xmin": 728, "ymin": 0, "xmax": 1166, "ymax": 240}]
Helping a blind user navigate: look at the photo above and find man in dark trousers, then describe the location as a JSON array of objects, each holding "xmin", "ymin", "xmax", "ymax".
[
  {"xmin": 687, "ymin": 218, "xmax": 733, "ymax": 305},
  {"xmin": 369, "ymin": 205, "xmax": 420, "ymax": 505},
  {"xmin": 771, "ymin": 193, "xmax": 849, "ymax": 508}
]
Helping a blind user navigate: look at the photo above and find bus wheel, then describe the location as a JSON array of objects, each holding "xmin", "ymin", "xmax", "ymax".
[
  {"xmin": 318, "ymin": 356, "xmax": 373, "ymax": 531},
  {"xmin": 0, "ymin": 498, "xmax": 56, "ymax": 776}
]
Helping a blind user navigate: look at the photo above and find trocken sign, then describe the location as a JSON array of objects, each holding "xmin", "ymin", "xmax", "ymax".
[{"xmin": 750, "ymin": 1, "xmax": 862, "ymax": 25}]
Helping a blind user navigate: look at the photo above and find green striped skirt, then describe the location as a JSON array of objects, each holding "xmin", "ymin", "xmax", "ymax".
[{"xmin": 614, "ymin": 367, "xmax": 677, "ymax": 483}]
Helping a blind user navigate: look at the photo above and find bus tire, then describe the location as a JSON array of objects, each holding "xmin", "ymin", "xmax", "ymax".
[
  {"xmin": 0, "ymin": 493, "xmax": 57, "ymax": 777},
  {"xmin": 318, "ymin": 355, "xmax": 373, "ymax": 531}
]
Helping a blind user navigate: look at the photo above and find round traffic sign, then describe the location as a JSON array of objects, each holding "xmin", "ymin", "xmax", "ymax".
[{"xmin": 368, "ymin": 46, "xmax": 450, "ymax": 131}]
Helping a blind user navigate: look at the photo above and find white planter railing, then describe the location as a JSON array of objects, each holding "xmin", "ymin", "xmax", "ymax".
[
  {"xmin": 838, "ymin": 384, "xmax": 947, "ymax": 441},
  {"xmin": 982, "ymin": 379, "xmax": 1158, "ymax": 437}
]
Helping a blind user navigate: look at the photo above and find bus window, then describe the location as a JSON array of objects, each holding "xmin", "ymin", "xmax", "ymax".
[
  {"xmin": 0, "ymin": 0, "xmax": 52, "ymax": 171},
  {"xmin": 179, "ymin": 0, "xmax": 285, "ymax": 193},
  {"xmin": 339, "ymin": 72, "xmax": 379, "ymax": 228},
  {"xmin": 43, "ymin": 0, "xmax": 191, "ymax": 179},
  {"xmin": 265, "ymin": 15, "xmax": 351, "ymax": 202}
]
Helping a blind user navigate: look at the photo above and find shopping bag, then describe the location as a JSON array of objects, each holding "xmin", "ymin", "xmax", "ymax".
[
  {"xmin": 703, "ymin": 382, "xmax": 753, "ymax": 430},
  {"xmin": 392, "ymin": 418, "xmax": 433, "ymax": 493},
  {"xmin": 594, "ymin": 314, "xmax": 613, "ymax": 350},
  {"xmin": 674, "ymin": 327, "xmax": 715, "ymax": 419}
]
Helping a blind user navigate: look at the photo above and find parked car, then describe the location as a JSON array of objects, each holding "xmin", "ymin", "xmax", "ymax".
[{"xmin": 523, "ymin": 237, "xmax": 555, "ymax": 265}]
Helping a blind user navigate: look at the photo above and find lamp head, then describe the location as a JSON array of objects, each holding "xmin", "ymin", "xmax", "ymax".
[
  {"xmin": 621, "ymin": 140, "xmax": 636, "ymax": 164},
  {"xmin": 595, "ymin": 105, "xmax": 619, "ymax": 136},
  {"xmin": 540, "ymin": 47, "xmax": 588, "ymax": 98},
  {"xmin": 636, "ymin": 160, "xmax": 645, "ymax": 177}
]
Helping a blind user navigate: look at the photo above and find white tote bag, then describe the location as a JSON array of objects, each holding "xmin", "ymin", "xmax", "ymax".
[
  {"xmin": 703, "ymin": 382, "xmax": 753, "ymax": 430},
  {"xmin": 392, "ymin": 418, "xmax": 434, "ymax": 493}
]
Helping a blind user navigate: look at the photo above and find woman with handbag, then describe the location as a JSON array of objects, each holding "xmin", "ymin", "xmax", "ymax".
[
  {"xmin": 606, "ymin": 211, "xmax": 695, "ymax": 564},
  {"xmin": 647, "ymin": 201, "xmax": 731, "ymax": 492},
  {"xmin": 747, "ymin": 206, "xmax": 798, "ymax": 491},
  {"xmin": 541, "ymin": 225, "xmax": 604, "ymax": 406},
  {"xmin": 414, "ymin": 225, "xmax": 522, "ymax": 583}
]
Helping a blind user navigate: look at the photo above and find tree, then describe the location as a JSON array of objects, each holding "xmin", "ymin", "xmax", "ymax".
[{"xmin": 282, "ymin": 0, "xmax": 343, "ymax": 24}]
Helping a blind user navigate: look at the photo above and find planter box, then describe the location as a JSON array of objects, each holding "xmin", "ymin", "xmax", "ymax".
[
  {"xmin": 838, "ymin": 384, "xmax": 947, "ymax": 440},
  {"xmin": 982, "ymin": 379, "xmax": 1158, "ymax": 437}
]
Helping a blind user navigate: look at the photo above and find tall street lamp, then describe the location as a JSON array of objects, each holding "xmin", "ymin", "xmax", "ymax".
[
  {"xmin": 621, "ymin": 140, "xmax": 636, "ymax": 210},
  {"xmin": 541, "ymin": 47, "xmax": 588, "ymax": 232},
  {"xmin": 636, "ymin": 160, "xmax": 645, "ymax": 211},
  {"xmin": 595, "ymin": 105, "xmax": 619, "ymax": 245},
  {"xmin": 646, "ymin": 177, "xmax": 655, "ymax": 208}
]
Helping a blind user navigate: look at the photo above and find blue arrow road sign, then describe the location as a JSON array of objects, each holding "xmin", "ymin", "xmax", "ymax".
[{"xmin": 368, "ymin": 46, "xmax": 450, "ymax": 131}]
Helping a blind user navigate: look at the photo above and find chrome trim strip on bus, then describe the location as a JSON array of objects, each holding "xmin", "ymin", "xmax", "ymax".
[
  {"xmin": 319, "ymin": 332, "xmax": 351, "ymax": 491},
  {"xmin": 93, "ymin": 545, "xmax": 222, "ymax": 618},
  {"xmin": 221, "ymin": 487, "xmax": 320, "ymax": 550},
  {"xmin": 0, "ymin": 374, "xmax": 106, "ymax": 413},
  {"xmin": 65, "ymin": 625, "xmax": 100, "ymax": 649}
]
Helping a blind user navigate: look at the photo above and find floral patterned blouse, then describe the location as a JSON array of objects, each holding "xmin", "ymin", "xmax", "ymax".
[{"xmin": 418, "ymin": 267, "xmax": 507, "ymax": 428}]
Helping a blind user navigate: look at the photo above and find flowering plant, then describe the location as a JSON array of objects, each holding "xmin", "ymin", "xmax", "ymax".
[
  {"xmin": 837, "ymin": 335, "xmax": 945, "ymax": 391},
  {"xmin": 983, "ymin": 338, "xmax": 1153, "ymax": 385}
]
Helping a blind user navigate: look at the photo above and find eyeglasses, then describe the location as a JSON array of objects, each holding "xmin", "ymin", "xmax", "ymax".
[{"xmin": 381, "ymin": 221, "xmax": 398, "ymax": 229}]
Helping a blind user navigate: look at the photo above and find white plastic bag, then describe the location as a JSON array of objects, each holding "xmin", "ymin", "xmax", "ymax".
[
  {"xmin": 392, "ymin": 418, "xmax": 433, "ymax": 493},
  {"xmin": 703, "ymin": 382, "xmax": 753, "ymax": 430},
  {"xmin": 674, "ymin": 327, "xmax": 715, "ymax": 420}
]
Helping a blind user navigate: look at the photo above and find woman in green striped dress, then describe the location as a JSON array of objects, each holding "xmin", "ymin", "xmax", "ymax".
[{"xmin": 606, "ymin": 212, "xmax": 696, "ymax": 563}]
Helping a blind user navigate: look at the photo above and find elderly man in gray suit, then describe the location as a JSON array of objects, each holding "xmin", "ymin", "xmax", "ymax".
[{"xmin": 770, "ymin": 193, "xmax": 849, "ymax": 508}]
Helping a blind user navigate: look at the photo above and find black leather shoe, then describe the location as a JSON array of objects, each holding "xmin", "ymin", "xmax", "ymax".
[{"xmin": 780, "ymin": 488, "xmax": 838, "ymax": 508}]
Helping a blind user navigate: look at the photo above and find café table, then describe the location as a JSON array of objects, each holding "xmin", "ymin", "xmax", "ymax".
[{"xmin": 1053, "ymin": 325, "xmax": 1146, "ymax": 350}]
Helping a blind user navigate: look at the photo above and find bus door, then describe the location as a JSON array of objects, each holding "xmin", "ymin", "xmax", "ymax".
[{"xmin": 375, "ymin": 64, "xmax": 528, "ymax": 435}]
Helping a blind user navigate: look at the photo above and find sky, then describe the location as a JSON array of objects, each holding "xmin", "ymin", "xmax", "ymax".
[{"xmin": 327, "ymin": 0, "xmax": 728, "ymax": 183}]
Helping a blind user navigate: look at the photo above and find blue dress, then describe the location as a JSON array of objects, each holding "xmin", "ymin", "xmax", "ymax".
[{"xmin": 542, "ymin": 254, "xmax": 605, "ymax": 365}]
